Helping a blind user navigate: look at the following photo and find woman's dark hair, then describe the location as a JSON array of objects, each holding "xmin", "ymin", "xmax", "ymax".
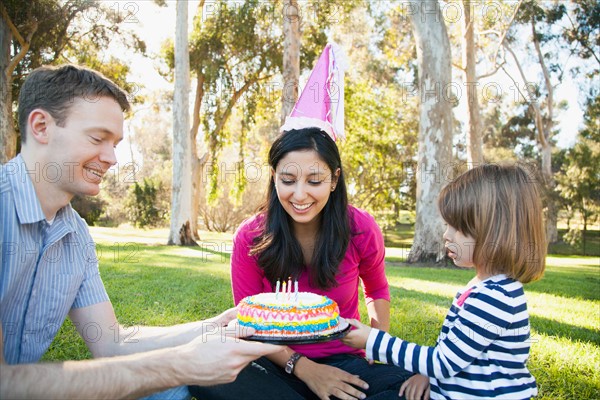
[{"xmin": 250, "ymin": 128, "xmax": 350, "ymax": 290}]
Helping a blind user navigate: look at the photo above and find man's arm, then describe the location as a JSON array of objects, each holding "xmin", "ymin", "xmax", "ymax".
[
  {"xmin": 68, "ymin": 301, "xmax": 237, "ymax": 357},
  {"xmin": 0, "ymin": 323, "xmax": 283, "ymax": 399}
]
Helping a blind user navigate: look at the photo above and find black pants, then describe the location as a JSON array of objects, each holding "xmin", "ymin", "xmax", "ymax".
[{"xmin": 189, "ymin": 353, "xmax": 413, "ymax": 400}]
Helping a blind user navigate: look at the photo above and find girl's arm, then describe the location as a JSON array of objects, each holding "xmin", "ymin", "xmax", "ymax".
[{"xmin": 364, "ymin": 286, "xmax": 519, "ymax": 379}]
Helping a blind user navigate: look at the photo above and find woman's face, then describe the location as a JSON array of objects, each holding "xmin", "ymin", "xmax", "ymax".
[{"xmin": 272, "ymin": 150, "xmax": 340, "ymax": 230}]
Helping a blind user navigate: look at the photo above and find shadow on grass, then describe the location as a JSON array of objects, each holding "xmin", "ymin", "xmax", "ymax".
[
  {"xmin": 525, "ymin": 268, "xmax": 599, "ymax": 301},
  {"xmin": 530, "ymin": 315, "xmax": 600, "ymax": 346}
]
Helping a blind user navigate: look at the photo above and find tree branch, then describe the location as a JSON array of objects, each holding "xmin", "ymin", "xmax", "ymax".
[
  {"xmin": 531, "ymin": 18, "xmax": 553, "ymax": 142},
  {"xmin": 477, "ymin": 60, "xmax": 505, "ymax": 80},
  {"xmin": 565, "ymin": 10, "xmax": 600, "ymax": 64},
  {"xmin": 0, "ymin": 3, "xmax": 26, "ymax": 45},
  {"xmin": 190, "ymin": 73, "xmax": 205, "ymax": 141},
  {"xmin": 452, "ymin": 61, "xmax": 465, "ymax": 72},
  {"xmin": 502, "ymin": 41, "xmax": 548, "ymax": 148},
  {"xmin": 480, "ymin": 0, "xmax": 523, "ymax": 79},
  {"xmin": 210, "ymin": 79, "xmax": 256, "ymax": 142},
  {"xmin": 1, "ymin": 3, "xmax": 39, "ymax": 79}
]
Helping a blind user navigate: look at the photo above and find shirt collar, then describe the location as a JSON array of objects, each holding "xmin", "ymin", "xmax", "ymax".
[
  {"xmin": 8, "ymin": 155, "xmax": 77, "ymax": 232},
  {"xmin": 7, "ymin": 155, "xmax": 46, "ymax": 224}
]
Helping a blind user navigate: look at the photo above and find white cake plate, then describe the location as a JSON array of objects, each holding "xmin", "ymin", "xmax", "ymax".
[{"xmin": 245, "ymin": 319, "xmax": 351, "ymax": 345}]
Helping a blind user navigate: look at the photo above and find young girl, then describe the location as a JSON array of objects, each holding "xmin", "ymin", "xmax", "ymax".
[
  {"xmin": 342, "ymin": 164, "xmax": 546, "ymax": 400},
  {"xmin": 191, "ymin": 127, "xmax": 418, "ymax": 400}
]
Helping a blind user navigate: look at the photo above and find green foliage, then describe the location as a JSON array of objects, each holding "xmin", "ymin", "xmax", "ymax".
[
  {"xmin": 4, "ymin": 0, "xmax": 145, "ymax": 98},
  {"xmin": 126, "ymin": 178, "xmax": 168, "ymax": 228},
  {"xmin": 160, "ymin": 0, "xmax": 359, "ymax": 205},
  {"xmin": 64, "ymin": 44, "xmax": 144, "ymax": 106},
  {"xmin": 556, "ymin": 95, "xmax": 600, "ymax": 255},
  {"xmin": 340, "ymin": 79, "xmax": 418, "ymax": 229},
  {"xmin": 71, "ymin": 195, "xmax": 106, "ymax": 226},
  {"xmin": 482, "ymin": 102, "xmax": 539, "ymax": 161},
  {"xmin": 561, "ymin": 0, "xmax": 600, "ymax": 75}
]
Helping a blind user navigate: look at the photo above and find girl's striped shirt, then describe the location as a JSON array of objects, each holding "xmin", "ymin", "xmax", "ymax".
[{"xmin": 366, "ymin": 274, "xmax": 537, "ymax": 400}]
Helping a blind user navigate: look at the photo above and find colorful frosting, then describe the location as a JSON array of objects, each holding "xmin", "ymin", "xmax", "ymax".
[{"xmin": 237, "ymin": 292, "xmax": 340, "ymax": 337}]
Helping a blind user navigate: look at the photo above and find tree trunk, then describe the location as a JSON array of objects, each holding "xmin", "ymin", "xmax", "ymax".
[
  {"xmin": 502, "ymin": 17, "xmax": 558, "ymax": 245},
  {"xmin": 541, "ymin": 140, "xmax": 558, "ymax": 242},
  {"xmin": 0, "ymin": 14, "xmax": 15, "ymax": 163},
  {"xmin": 462, "ymin": 0, "xmax": 483, "ymax": 165},
  {"xmin": 407, "ymin": 1, "xmax": 454, "ymax": 263},
  {"xmin": 190, "ymin": 74, "xmax": 205, "ymax": 240},
  {"xmin": 281, "ymin": 0, "xmax": 300, "ymax": 125},
  {"xmin": 531, "ymin": 19, "xmax": 558, "ymax": 243},
  {"xmin": 168, "ymin": 0, "xmax": 197, "ymax": 246},
  {"xmin": 189, "ymin": 0, "xmax": 206, "ymax": 240}
]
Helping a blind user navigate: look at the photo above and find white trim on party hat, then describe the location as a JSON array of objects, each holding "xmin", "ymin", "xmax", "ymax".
[{"xmin": 280, "ymin": 42, "xmax": 348, "ymax": 141}]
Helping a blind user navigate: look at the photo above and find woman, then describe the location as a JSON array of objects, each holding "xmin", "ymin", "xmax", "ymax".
[{"xmin": 191, "ymin": 128, "xmax": 423, "ymax": 400}]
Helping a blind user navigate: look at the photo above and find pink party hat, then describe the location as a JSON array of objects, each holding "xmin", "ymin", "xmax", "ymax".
[{"xmin": 281, "ymin": 43, "xmax": 348, "ymax": 141}]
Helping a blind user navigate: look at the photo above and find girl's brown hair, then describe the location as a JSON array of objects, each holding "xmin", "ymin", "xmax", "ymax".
[{"xmin": 438, "ymin": 164, "xmax": 546, "ymax": 283}]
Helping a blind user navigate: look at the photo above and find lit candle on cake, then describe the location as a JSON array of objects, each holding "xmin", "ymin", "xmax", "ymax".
[
  {"xmin": 282, "ymin": 280, "xmax": 287, "ymax": 301},
  {"xmin": 287, "ymin": 277, "xmax": 292, "ymax": 301},
  {"xmin": 275, "ymin": 279, "xmax": 280, "ymax": 300},
  {"xmin": 294, "ymin": 280, "xmax": 299, "ymax": 303}
]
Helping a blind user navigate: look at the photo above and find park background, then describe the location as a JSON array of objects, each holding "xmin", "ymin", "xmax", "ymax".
[{"xmin": 1, "ymin": 1, "xmax": 598, "ymax": 399}]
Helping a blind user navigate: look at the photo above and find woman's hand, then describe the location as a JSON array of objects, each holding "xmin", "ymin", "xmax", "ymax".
[
  {"xmin": 207, "ymin": 307, "xmax": 239, "ymax": 327},
  {"xmin": 294, "ymin": 358, "xmax": 369, "ymax": 400},
  {"xmin": 340, "ymin": 319, "xmax": 372, "ymax": 350},
  {"xmin": 399, "ymin": 374, "xmax": 430, "ymax": 400}
]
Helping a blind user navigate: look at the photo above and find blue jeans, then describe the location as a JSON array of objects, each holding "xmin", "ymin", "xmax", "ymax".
[
  {"xmin": 189, "ymin": 354, "xmax": 413, "ymax": 400},
  {"xmin": 141, "ymin": 385, "xmax": 191, "ymax": 400}
]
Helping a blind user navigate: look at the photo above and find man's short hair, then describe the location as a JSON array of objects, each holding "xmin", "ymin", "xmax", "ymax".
[{"xmin": 17, "ymin": 64, "xmax": 131, "ymax": 144}]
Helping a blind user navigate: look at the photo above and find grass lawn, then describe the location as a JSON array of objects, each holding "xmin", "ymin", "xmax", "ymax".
[{"xmin": 43, "ymin": 226, "xmax": 600, "ymax": 400}]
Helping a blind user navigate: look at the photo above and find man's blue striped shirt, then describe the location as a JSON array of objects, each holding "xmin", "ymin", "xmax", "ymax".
[{"xmin": 1, "ymin": 155, "xmax": 109, "ymax": 364}]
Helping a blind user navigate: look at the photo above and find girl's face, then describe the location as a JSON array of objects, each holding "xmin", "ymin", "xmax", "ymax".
[
  {"xmin": 272, "ymin": 150, "xmax": 340, "ymax": 230},
  {"xmin": 443, "ymin": 223, "xmax": 476, "ymax": 269}
]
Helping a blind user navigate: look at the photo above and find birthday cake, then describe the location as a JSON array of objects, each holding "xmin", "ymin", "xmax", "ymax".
[{"xmin": 237, "ymin": 292, "xmax": 341, "ymax": 338}]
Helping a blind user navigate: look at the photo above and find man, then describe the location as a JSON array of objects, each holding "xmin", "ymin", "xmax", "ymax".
[{"xmin": 0, "ymin": 65, "xmax": 281, "ymax": 399}]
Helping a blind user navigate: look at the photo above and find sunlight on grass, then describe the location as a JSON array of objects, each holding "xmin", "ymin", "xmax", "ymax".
[
  {"xmin": 529, "ymin": 332, "xmax": 600, "ymax": 399},
  {"xmin": 546, "ymin": 255, "xmax": 599, "ymax": 268},
  {"xmin": 388, "ymin": 276, "xmax": 465, "ymax": 299},
  {"xmin": 89, "ymin": 226, "xmax": 235, "ymax": 247},
  {"xmin": 528, "ymin": 292, "xmax": 599, "ymax": 334}
]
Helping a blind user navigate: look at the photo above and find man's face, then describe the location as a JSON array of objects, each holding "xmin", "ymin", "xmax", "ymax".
[{"xmin": 45, "ymin": 96, "xmax": 124, "ymax": 197}]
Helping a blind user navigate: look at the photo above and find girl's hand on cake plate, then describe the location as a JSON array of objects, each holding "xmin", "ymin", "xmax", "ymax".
[
  {"xmin": 341, "ymin": 319, "xmax": 371, "ymax": 350},
  {"xmin": 295, "ymin": 359, "xmax": 369, "ymax": 400}
]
